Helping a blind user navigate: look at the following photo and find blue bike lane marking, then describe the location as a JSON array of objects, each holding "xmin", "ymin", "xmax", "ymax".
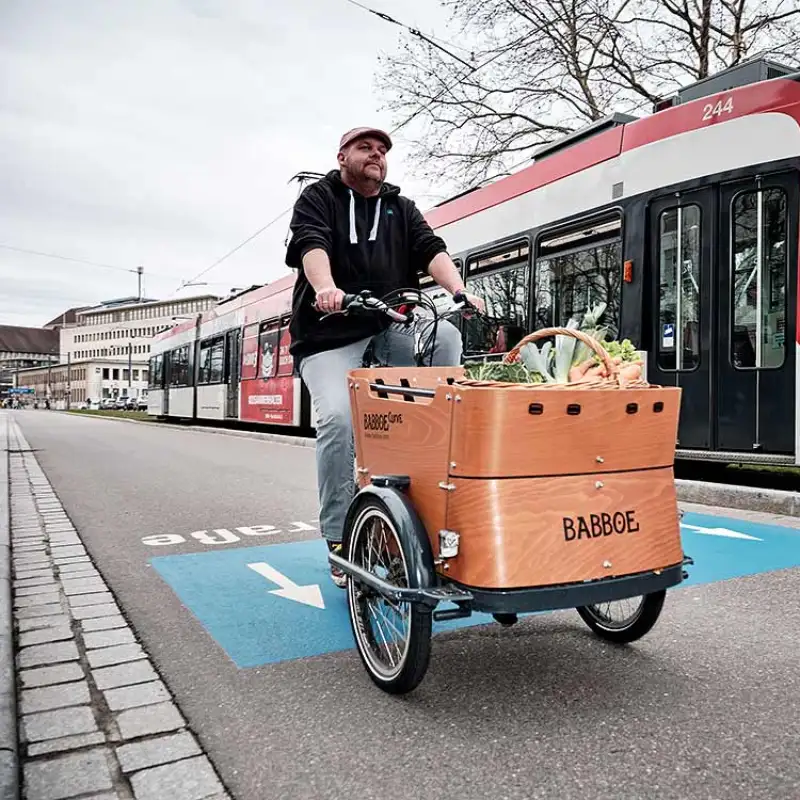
[{"xmin": 149, "ymin": 510, "xmax": 800, "ymax": 669}]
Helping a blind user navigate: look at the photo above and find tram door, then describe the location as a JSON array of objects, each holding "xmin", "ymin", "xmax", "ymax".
[
  {"xmin": 648, "ymin": 188, "xmax": 716, "ymax": 449},
  {"xmin": 225, "ymin": 329, "xmax": 241, "ymax": 419},
  {"xmin": 716, "ymin": 174, "xmax": 797, "ymax": 454},
  {"xmin": 648, "ymin": 172, "xmax": 798, "ymax": 454},
  {"xmin": 162, "ymin": 353, "xmax": 171, "ymax": 416}
]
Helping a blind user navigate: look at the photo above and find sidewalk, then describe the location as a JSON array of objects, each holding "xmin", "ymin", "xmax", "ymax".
[{"xmin": 3, "ymin": 414, "xmax": 231, "ymax": 800}]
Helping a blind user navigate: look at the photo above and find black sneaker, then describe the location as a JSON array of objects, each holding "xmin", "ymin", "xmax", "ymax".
[{"xmin": 326, "ymin": 540, "xmax": 346, "ymax": 589}]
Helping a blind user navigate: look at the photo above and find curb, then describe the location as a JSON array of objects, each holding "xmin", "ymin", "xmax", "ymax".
[
  {"xmin": 62, "ymin": 411, "xmax": 799, "ymax": 517},
  {"xmin": 61, "ymin": 410, "xmax": 317, "ymax": 448},
  {"xmin": 0, "ymin": 416, "xmax": 19, "ymax": 799},
  {"xmin": 676, "ymin": 478, "xmax": 800, "ymax": 517}
]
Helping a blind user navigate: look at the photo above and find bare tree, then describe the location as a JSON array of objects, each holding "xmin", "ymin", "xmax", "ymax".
[{"xmin": 377, "ymin": 0, "xmax": 800, "ymax": 190}]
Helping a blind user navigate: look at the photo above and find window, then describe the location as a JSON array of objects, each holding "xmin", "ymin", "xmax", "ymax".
[
  {"xmin": 123, "ymin": 369, "xmax": 129, "ymax": 381},
  {"xmin": 731, "ymin": 188, "xmax": 787, "ymax": 369},
  {"xmin": 168, "ymin": 345, "xmax": 192, "ymax": 386},
  {"xmin": 198, "ymin": 337, "xmax": 225, "ymax": 384},
  {"xmin": 463, "ymin": 242, "xmax": 529, "ymax": 355},
  {"xmin": 148, "ymin": 356, "xmax": 162, "ymax": 389},
  {"xmin": 535, "ymin": 214, "xmax": 623, "ymax": 337},
  {"xmin": 258, "ymin": 324, "xmax": 280, "ymax": 378},
  {"xmin": 102, "ymin": 368, "xmax": 109, "ymax": 380},
  {"xmin": 657, "ymin": 205, "xmax": 701, "ymax": 370},
  {"xmin": 112, "ymin": 369, "xmax": 119, "ymax": 380}
]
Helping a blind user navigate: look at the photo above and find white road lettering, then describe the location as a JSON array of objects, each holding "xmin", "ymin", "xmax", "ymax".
[
  {"xmin": 141, "ymin": 520, "xmax": 320, "ymax": 548},
  {"xmin": 287, "ymin": 521, "xmax": 316, "ymax": 533},
  {"xmin": 236, "ymin": 525, "xmax": 280, "ymax": 537},
  {"xmin": 247, "ymin": 562, "xmax": 325, "ymax": 609},
  {"xmin": 191, "ymin": 529, "xmax": 241, "ymax": 545},
  {"xmin": 142, "ymin": 534, "xmax": 187, "ymax": 546}
]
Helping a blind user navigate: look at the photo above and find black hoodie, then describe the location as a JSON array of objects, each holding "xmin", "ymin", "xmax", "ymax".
[{"xmin": 284, "ymin": 170, "xmax": 448, "ymax": 363}]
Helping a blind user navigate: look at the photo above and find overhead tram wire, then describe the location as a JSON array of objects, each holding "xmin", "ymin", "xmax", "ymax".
[
  {"xmin": 172, "ymin": 14, "xmax": 532, "ymax": 292},
  {"xmin": 341, "ymin": 0, "xmax": 475, "ymax": 67},
  {"xmin": 387, "ymin": 29, "xmax": 539, "ymax": 136},
  {"xmin": 338, "ymin": 0, "xmax": 543, "ymax": 137},
  {"xmin": 172, "ymin": 204, "xmax": 294, "ymax": 296},
  {"xmin": 0, "ymin": 244, "xmax": 144, "ymax": 276}
]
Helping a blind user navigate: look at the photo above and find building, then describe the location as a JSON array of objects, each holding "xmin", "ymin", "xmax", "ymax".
[
  {"xmin": 13, "ymin": 358, "xmax": 151, "ymax": 408},
  {"xmin": 6, "ymin": 294, "xmax": 221, "ymax": 407},
  {"xmin": 42, "ymin": 306, "xmax": 92, "ymax": 330},
  {"xmin": 59, "ymin": 294, "xmax": 219, "ymax": 366},
  {"xmin": 0, "ymin": 325, "xmax": 60, "ymax": 396}
]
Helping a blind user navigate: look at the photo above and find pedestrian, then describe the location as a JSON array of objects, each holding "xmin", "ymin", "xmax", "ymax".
[{"xmin": 284, "ymin": 126, "xmax": 484, "ymax": 587}]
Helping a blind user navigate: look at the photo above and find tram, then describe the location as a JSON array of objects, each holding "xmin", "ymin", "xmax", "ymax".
[{"xmin": 148, "ymin": 58, "xmax": 800, "ymax": 465}]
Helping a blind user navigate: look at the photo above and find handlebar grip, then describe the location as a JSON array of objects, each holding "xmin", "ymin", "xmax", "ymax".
[
  {"xmin": 453, "ymin": 290, "xmax": 472, "ymax": 308},
  {"xmin": 341, "ymin": 293, "xmax": 358, "ymax": 308}
]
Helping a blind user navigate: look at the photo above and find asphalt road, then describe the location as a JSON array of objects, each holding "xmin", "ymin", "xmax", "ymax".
[{"xmin": 12, "ymin": 410, "xmax": 800, "ymax": 800}]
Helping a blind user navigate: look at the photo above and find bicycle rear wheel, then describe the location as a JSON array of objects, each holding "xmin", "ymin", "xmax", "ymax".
[{"xmin": 576, "ymin": 591, "xmax": 666, "ymax": 643}]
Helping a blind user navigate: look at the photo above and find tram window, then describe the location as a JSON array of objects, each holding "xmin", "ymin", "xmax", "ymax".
[
  {"xmin": 417, "ymin": 270, "xmax": 436, "ymax": 289},
  {"xmin": 276, "ymin": 319, "xmax": 293, "ymax": 377},
  {"xmin": 258, "ymin": 323, "xmax": 280, "ymax": 379},
  {"xmin": 168, "ymin": 345, "xmax": 191, "ymax": 387},
  {"xmin": 463, "ymin": 244, "xmax": 529, "ymax": 355},
  {"xmin": 535, "ymin": 216, "xmax": 622, "ymax": 337},
  {"xmin": 148, "ymin": 355, "xmax": 162, "ymax": 389},
  {"xmin": 731, "ymin": 188, "xmax": 787, "ymax": 369},
  {"xmin": 657, "ymin": 205, "xmax": 702, "ymax": 371},
  {"xmin": 416, "ymin": 259, "xmax": 460, "ymax": 291},
  {"xmin": 198, "ymin": 343, "xmax": 211, "ymax": 384},
  {"xmin": 198, "ymin": 337, "xmax": 225, "ymax": 384},
  {"xmin": 208, "ymin": 339, "xmax": 224, "ymax": 383}
]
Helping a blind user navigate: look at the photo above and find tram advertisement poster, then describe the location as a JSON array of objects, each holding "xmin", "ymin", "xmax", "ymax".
[
  {"xmin": 240, "ymin": 379, "xmax": 296, "ymax": 425},
  {"xmin": 240, "ymin": 328, "xmax": 296, "ymax": 425}
]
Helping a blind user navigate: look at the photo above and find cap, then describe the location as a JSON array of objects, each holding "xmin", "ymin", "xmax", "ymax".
[{"xmin": 339, "ymin": 127, "xmax": 393, "ymax": 152}]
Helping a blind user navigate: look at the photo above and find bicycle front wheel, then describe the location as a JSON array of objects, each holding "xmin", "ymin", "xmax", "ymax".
[{"xmin": 345, "ymin": 496, "xmax": 432, "ymax": 694}]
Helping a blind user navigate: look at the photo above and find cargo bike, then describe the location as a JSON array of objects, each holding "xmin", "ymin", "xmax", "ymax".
[{"xmin": 326, "ymin": 290, "xmax": 691, "ymax": 694}]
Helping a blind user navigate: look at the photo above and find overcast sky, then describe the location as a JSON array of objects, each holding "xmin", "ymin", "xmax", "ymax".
[{"xmin": 0, "ymin": 0, "xmax": 454, "ymax": 329}]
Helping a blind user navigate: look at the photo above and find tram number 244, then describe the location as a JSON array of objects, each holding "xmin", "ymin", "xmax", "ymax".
[{"xmin": 702, "ymin": 97, "xmax": 734, "ymax": 121}]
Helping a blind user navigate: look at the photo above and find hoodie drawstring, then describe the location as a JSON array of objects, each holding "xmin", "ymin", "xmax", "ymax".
[
  {"xmin": 348, "ymin": 189, "xmax": 381, "ymax": 244},
  {"xmin": 348, "ymin": 190, "xmax": 357, "ymax": 244},
  {"xmin": 369, "ymin": 198, "xmax": 381, "ymax": 241}
]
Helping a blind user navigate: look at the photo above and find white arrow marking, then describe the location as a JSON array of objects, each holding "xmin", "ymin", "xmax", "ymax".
[
  {"xmin": 247, "ymin": 562, "xmax": 325, "ymax": 609},
  {"xmin": 681, "ymin": 523, "xmax": 762, "ymax": 541}
]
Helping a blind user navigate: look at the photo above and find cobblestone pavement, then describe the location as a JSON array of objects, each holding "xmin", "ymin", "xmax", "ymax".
[{"xmin": 8, "ymin": 420, "xmax": 231, "ymax": 800}]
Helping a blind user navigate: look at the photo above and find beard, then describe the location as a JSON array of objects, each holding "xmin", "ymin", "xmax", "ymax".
[{"xmin": 351, "ymin": 160, "xmax": 384, "ymax": 184}]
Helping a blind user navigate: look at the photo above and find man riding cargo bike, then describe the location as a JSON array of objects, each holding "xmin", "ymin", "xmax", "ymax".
[
  {"xmin": 284, "ymin": 127, "xmax": 689, "ymax": 697},
  {"xmin": 284, "ymin": 126, "xmax": 485, "ymax": 587}
]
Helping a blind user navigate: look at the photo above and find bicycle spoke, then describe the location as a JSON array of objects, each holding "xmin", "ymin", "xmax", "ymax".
[{"xmin": 348, "ymin": 505, "xmax": 414, "ymax": 680}]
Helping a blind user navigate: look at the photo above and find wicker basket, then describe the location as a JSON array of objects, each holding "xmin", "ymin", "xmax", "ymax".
[{"xmin": 457, "ymin": 327, "xmax": 650, "ymax": 390}]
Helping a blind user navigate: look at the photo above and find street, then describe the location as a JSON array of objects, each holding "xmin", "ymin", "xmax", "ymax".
[{"xmin": 10, "ymin": 410, "xmax": 800, "ymax": 800}]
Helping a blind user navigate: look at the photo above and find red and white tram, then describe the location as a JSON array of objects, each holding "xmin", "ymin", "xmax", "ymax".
[
  {"xmin": 148, "ymin": 59, "xmax": 800, "ymax": 465},
  {"xmin": 147, "ymin": 274, "xmax": 305, "ymax": 428}
]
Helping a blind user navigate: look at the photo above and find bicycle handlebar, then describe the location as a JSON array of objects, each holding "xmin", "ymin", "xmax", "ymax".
[
  {"xmin": 340, "ymin": 291, "xmax": 410, "ymax": 323},
  {"xmin": 318, "ymin": 288, "xmax": 477, "ymax": 325},
  {"xmin": 452, "ymin": 290, "xmax": 476, "ymax": 311}
]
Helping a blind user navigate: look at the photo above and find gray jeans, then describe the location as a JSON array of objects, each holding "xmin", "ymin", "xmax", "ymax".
[{"xmin": 299, "ymin": 318, "xmax": 463, "ymax": 543}]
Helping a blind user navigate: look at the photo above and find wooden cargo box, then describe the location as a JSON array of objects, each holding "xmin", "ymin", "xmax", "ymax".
[{"xmin": 349, "ymin": 342, "xmax": 684, "ymax": 591}]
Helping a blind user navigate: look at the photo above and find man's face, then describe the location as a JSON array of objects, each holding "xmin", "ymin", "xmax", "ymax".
[{"xmin": 338, "ymin": 136, "xmax": 388, "ymax": 184}]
